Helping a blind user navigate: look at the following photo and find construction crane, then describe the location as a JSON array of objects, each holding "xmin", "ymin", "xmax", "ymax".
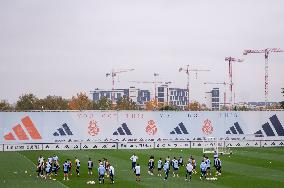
[
  {"xmin": 179, "ymin": 65, "xmax": 210, "ymax": 106},
  {"xmin": 243, "ymin": 48, "xmax": 283, "ymax": 107},
  {"xmin": 204, "ymin": 82, "xmax": 228, "ymax": 107},
  {"xmin": 106, "ymin": 68, "xmax": 134, "ymax": 103},
  {"xmin": 225, "ymin": 57, "xmax": 244, "ymax": 109}
]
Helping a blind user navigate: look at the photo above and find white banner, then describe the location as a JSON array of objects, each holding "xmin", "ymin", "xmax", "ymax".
[
  {"xmin": 81, "ymin": 142, "xmax": 117, "ymax": 150},
  {"xmin": 0, "ymin": 111, "xmax": 284, "ymax": 144},
  {"xmin": 4, "ymin": 144, "xmax": 42, "ymax": 151},
  {"xmin": 225, "ymin": 141, "xmax": 261, "ymax": 147},
  {"xmin": 260, "ymin": 140, "xmax": 284, "ymax": 147},
  {"xmin": 42, "ymin": 143, "xmax": 80, "ymax": 150},
  {"xmin": 155, "ymin": 142, "xmax": 191, "ymax": 148},
  {"xmin": 0, "ymin": 144, "xmax": 3, "ymax": 152},
  {"xmin": 117, "ymin": 142, "xmax": 155, "ymax": 149}
]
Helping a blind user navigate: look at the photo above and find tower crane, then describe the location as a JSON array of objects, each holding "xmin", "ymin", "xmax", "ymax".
[
  {"xmin": 179, "ymin": 65, "xmax": 210, "ymax": 106},
  {"xmin": 243, "ymin": 48, "xmax": 283, "ymax": 107},
  {"xmin": 225, "ymin": 57, "xmax": 244, "ymax": 108},
  {"xmin": 204, "ymin": 82, "xmax": 228, "ymax": 107},
  {"xmin": 106, "ymin": 68, "xmax": 134, "ymax": 103}
]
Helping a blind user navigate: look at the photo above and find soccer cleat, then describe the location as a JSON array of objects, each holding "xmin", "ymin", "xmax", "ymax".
[
  {"xmin": 185, "ymin": 179, "xmax": 187, "ymax": 181},
  {"xmin": 200, "ymin": 177, "xmax": 202, "ymax": 180}
]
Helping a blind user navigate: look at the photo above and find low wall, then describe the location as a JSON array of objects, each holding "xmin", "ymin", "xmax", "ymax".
[{"xmin": 1, "ymin": 140, "xmax": 283, "ymax": 151}]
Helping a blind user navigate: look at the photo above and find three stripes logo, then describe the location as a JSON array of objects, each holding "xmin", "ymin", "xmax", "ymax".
[
  {"xmin": 254, "ymin": 114, "xmax": 284, "ymax": 137},
  {"xmin": 53, "ymin": 123, "xmax": 73, "ymax": 136},
  {"xmin": 226, "ymin": 122, "xmax": 244, "ymax": 135},
  {"xmin": 4, "ymin": 116, "xmax": 42, "ymax": 141},
  {"xmin": 170, "ymin": 122, "xmax": 189, "ymax": 134},
  {"xmin": 113, "ymin": 123, "xmax": 132, "ymax": 135}
]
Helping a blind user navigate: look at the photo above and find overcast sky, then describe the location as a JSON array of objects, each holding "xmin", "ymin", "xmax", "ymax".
[{"xmin": 0, "ymin": 0, "xmax": 283, "ymax": 104}]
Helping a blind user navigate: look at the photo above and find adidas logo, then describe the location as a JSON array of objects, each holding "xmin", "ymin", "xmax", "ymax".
[
  {"xmin": 113, "ymin": 123, "xmax": 132, "ymax": 135},
  {"xmin": 226, "ymin": 122, "xmax": 244, "ymax": 134},
  {"xmin": 53, "ymin": 123, "xmax": 73, "ymax": 136},
  {"xmin": 170, "ymin": 122, "xmax": 189, "ymax": 134},
  {"xmin": 3, "ymin": 116, "xmax": 42, "ymax": 141},
  {"xmin": 254, "ymin": 114, "xmax": 284, "ymax": 137}
]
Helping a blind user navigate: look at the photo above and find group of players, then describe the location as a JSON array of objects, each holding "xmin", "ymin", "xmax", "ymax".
[
  {"xmin": 36, "ymin": 155, "xmax": 115, "ymax": 184},
  {"xmin": 131, "ymin": 151, "xmax": 222, "ymax": 182},
  {"xmin": 36, "ymin": 151, "xmax": 222, "ymax": 184}
]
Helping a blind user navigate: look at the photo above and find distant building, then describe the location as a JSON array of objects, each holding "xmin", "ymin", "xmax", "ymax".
[
  {"xmin": 90, "ymin": 87, "xmax": 150, "ymax": 105},
  {"xmin": 211, "ymin": 88, "xmax": 220, "ymax": 110},
  {"xmin": 90, "ymin": 89, "xmax": 129, "ymax": 103},
  {"xmin": 137, "ymin": 89, "xmax": 151, "ymax": 105},
  {"xmin": 205, "ymin": 88, "xmax": 220, "ymax": 110},
  {"xmin": 91, "ymin": 86, "xmax": 189, "ymax": 109},
  {"xmin": 204, "ymin": 92, "xmax": 212, "ymax": 109},
  {"xmin": 157, "ymin": 85, "xmax": 188, "ymax": 110}
]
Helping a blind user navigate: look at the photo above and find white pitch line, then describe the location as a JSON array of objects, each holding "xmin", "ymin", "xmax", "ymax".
[{"xmin": 16, "ymin": 152, "xmax": 69, "ymax": 188}]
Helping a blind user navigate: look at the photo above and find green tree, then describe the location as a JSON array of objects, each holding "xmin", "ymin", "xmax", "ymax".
[
  {"xmin": 115, "ymin": 96, "xmax": 138, "ymax": 110},
  {"xmin": 16, "ymin": 94, "xmax": 39, "ymax": 110},
  {"xmin": 68, "ymin": 92, "xmax": 92, "ymax": 110},
  {"xmin": 280, "ymin": 88, "xmax": 284, "ymax": 109},
  {"xmin": 39, "ymin": 95, "xmax": 69, "ymax": 110},
  {"xmin": 93, "ymin": 96, "xmax": 112, "ymax": 110},
  {"xmin": 159, "ymin": 105, "xmax": 178, "ymax": 111},
  {"xmin": 186, "ymin": 101, "xmax": 202, "ymax": 111},
  {"xmin": 0, "ymin": 100, "xmax": 13, "ymax": 111}
]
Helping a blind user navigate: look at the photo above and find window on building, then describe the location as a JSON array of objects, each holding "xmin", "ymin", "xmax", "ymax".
[{"xmin": 158, "ymin": 87, "xmax": 164, "ymax": 92}]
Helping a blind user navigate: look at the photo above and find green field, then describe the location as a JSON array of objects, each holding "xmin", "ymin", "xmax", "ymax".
[{"xmin": 0, "ymin": 147, "xmax": 283, "ymax": 188}]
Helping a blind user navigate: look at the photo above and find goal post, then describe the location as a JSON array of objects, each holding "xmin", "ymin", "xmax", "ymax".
[{"xmin": 202, "ymin": 137, "xmax": 232, "ymax": 155}]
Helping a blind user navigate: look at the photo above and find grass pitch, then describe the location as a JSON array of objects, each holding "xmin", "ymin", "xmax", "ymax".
[{"xmin": 0, "ymin": 147, "xmax": 283, "ymax": 188}]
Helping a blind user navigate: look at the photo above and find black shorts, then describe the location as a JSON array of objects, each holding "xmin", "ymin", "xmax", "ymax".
[
  {"xmin": 64, "ymin": 171, "xmax": 68, "ymax": 174},
  {"xmin": 207, "ymin": 167, "xmax": 211, "ymax": 170},
  {"xmin": 149, "ymin": 166, "xmax": 154, "ymax": 170},
  {"xmin": 201, "ymin": 170, "xmax": 206, "ymax": 176},
  {"xmin": 173, "ymin": 167, "xmax": 178, "ymax": 171},
  {"xmin": 88, "ymin": 167, "xmax": 92, "ymax": 170},
  {"xmin": 158, "ymin": 168, "xmax": 162, "ymax": 171},
  {"xmin": 186, "ymin": 171, "xmax": 192, "ymax": 175},
  {"xmin": 136, "ymin": 174, "xmax": 140, "ymax": 177}
]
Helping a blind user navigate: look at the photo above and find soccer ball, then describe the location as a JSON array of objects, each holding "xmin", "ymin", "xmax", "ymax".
[{"xmin": 25, "ymin": 170, "xmax": 28, "ymax": 174}]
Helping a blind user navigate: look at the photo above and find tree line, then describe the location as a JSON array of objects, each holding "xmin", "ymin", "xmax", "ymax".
[
  {"xmin": 1, "ymin": 90, "xmax": 283, "ymax": 111},
  {"xmin": 0, "ymin": 92, "xmax": 201, "ymax": 111}
]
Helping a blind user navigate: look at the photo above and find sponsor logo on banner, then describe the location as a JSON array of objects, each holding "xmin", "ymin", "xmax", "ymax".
[
  {"xmin": 118, "ymin": 142, "xmax": 154, "ymax": 149},
  {"xmin": 254, "ymin": 114, "xmax": 284, "ymax": 137},
  {"xmin": 88, "ymin": 120, "xmax": 100, "ymax": 136},
  {"xmin": 170, "ymin": 122, "xmax": 189, "ymax": 134},
  {"xmin": 225, "ymin": 141, "xmax": 260, "ymax": 147},
  {"xmin": 3, "ymin": 116, "xmax": 42, "ymax": 141},
  {"xmin": 261, "ymin": 140, "xmax": 284, "ymax": 147},
  {"xmin": 81, "ymin": 143, "xmax": 117, "ymax": 149},
  {"xmin": 53, "ymin": 123, "xmax": 73, "ymax": 136},
  {"xmin": 113, "ymin": 123, "xmax": 132, "ymax": 135},
  {"xmin": 43, "ymin": 143, "xmax": 80, "ymax": 150},
  {"xmin": 145, "ymin": 120, "xmax": 158, "ymax": 135},
  {"xmin": 226, "ymin": 122, "xmax": 244, "ymax": 135},
  {"xmin": 202, "ymin": 119, "xmax": 213, "ymax": 135},
  {"xmin": 4, "ymin": 144, "xmax": 42, "ymax": 151},
  {"xmin": 155, "ymin": 142, "xmax": 191, "ymax": 148}
]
